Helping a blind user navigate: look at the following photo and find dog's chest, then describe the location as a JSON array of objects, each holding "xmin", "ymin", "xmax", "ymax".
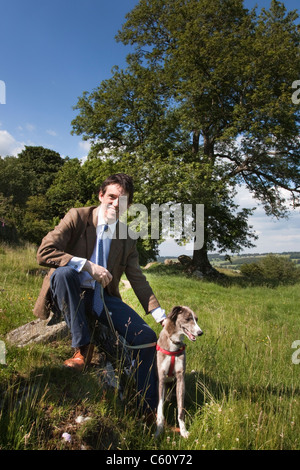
[{"xmin": 157, "ymin": 348, "xmax": 185, "ymax": 379}]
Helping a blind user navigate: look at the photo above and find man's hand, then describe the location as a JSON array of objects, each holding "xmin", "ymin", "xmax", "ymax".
[{"xmin": 83, "ymin": 260, "xmax": 113, "ymax": 288}]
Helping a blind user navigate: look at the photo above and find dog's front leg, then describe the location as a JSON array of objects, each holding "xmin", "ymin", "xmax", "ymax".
[
  {"xmin": 176, "ymin": 370, "xmax": 189, "ymax": 438},
  {"xmin": 155, "ymin": 376, "xmax": 165, "ymax": 438}
]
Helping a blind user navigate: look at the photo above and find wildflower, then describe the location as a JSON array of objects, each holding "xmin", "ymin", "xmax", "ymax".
[
  {"xmin": 217, "ymin": 433, "xmax": 221, "ymax": 439},
  {"xmin": 62, "ymin": 432, "xmax": 72, "ymax": 442},
  {"xmin": 75, "ymin": 415, "xmax": 91, "ymax": 424}
]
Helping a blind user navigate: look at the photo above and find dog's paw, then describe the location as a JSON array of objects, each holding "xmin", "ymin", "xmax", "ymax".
[
  {"xmin": 178, "ymin": 419, "xmax": 190, "ymax": 438},
  {"xmin": 180, "ymin": 429, "xmax": 190, "ymax": 439}
]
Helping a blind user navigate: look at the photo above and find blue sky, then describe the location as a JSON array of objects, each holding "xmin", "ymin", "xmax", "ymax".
[{"xmin": 0, "ymin": 0, "xmax": 299, "ymax": 255}]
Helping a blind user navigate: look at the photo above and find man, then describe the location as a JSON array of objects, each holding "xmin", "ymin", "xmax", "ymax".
[{"xmin": 33, "ymin": 173, "xmax": 166, "ymax": 414}]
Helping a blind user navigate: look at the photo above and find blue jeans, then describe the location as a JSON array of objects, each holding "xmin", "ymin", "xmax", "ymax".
[{"xmin": 50, "ymin": 266, "xmax": 158, "ymax": 411}]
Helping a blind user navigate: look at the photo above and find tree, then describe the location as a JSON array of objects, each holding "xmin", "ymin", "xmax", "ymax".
[
  {"xmin": 72, "ymin": 0, "xmax": 300, "ymax": 273},
  {"xmin": 22, "ymin": 195, "xmax": 53, "ymax": 245},
  {"xmin": 0, "ymin": 147, "xmax": 65, "ymax": 243},
  {"xmin": 0, "ymin": 156, "xmax": 30, "ymax": 205},
  {"xmin": 47, "ymin": 158, "xmax": 90, "ymax": 218},
  {"xmin": 0, "ymin": 193, "xmax": 18, "ymax": 242},
  {"xmin": 18, "ymin": 146, "xmax": 64, "ymax": 197}
]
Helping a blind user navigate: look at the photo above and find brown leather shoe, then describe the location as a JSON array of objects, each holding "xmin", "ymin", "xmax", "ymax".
[{"xmin": 64, "ymin": 344, "xmax": 94, "ymax": 371}]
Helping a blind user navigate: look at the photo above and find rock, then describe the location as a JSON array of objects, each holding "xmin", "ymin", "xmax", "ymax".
[
  {"xmin": 178, "ymin": 255, "xmax": 192, "ymax": 266},
  {"xmin": 5, "ymin": 311, "xmax": 134, "ymax": 396},
  {"xmin": 164, "ymin": 258, "xmax": 179, "ymax": 265},
  {"xmin": 5, "ymin": 312, "xmax": 69, "ymax": 347}
]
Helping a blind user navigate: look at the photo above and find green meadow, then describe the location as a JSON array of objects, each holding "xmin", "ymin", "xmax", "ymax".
[{"xmin": 0, "ymin": 243, "xmax": 299, "ymax": 450}]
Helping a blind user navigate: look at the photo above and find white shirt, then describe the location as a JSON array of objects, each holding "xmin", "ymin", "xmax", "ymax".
[
  {"xmin": 68, "ymin": 206, "xmax": 116, "ymax": 288},
  {"xmin": 68, "ymin": 206, "xmax": 166, "ymax": 323}
]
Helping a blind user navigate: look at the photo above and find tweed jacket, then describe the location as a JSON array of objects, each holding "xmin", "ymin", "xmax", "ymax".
[{"xmin": 33, "ymin": 205, "xmax": 160, "ymax": 319}]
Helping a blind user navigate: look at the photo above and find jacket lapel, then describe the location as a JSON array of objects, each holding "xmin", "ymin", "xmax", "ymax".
[
  {"xmin": 86, "ymin": 207, "xmax": 98, "ymax": 259},
  {"xmin": 107, "ymin": 221, "xmax": 124, "ymax": 271}
]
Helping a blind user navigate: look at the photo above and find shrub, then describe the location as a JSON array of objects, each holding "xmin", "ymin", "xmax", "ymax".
[{"xmin": 240, "ymin": 254, "xmax": 300, "ymax": 286}]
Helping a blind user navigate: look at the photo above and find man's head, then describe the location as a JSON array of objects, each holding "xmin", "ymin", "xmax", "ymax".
[
  {"xmin": 98, "ymin": 173, "xmax": 134, "ymax": 224},
  {"xmin": 99, "ymin": 174, "xmax": 134, "ymax": 205}
]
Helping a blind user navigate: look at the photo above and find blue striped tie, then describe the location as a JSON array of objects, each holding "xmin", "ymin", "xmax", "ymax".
[{"xmin": 93, "ymin": 224, "xmax": 108, "ymax": 316}]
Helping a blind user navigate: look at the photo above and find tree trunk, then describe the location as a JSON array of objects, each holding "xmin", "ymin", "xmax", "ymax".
[
  {"xmin": 192, "ymin": 243, "xmax": 219, "ymax": 277},
  {"xmin": 192, "ymin": 130, "xmax": 200, "ymax": 154}
]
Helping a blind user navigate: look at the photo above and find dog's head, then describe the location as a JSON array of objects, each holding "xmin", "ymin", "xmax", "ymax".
[{"xmin": 168, "ymin": 305, "xmax": 203, "ymax": 342}]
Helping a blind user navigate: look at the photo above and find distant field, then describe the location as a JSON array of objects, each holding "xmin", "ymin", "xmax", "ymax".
[
  {"xmin": 159, "ymin": 252, "xmax": 300, "ymax": 271},
  {"xmin": 1, "ymin": 243, "xmax": 300, "ymax": 450}
]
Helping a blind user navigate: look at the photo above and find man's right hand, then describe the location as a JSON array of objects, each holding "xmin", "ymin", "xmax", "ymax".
[{"xmin": 83, "ymin": 260, "xmax": 113, "ymax": 288}]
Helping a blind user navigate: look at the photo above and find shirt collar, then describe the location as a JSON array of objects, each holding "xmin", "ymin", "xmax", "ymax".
[{"xmin": 97, "ymin": 205, "xmax": 118, "ymax": 235}]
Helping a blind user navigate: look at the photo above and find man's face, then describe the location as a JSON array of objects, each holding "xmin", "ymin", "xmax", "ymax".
[{"xmin": 99, "ymin": 184, "xmax": 129, "ymax": 223}]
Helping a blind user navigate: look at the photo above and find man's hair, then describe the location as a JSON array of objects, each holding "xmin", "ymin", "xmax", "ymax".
[{"xmin": 99, "ymin": 173, "xmax": 134, "ymax": 205}]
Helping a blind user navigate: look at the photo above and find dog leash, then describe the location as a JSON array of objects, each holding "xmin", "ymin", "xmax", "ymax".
[
  {"xmin": 99, "ymin": 285, "xmax": 157, "ymax": 350},
  {"xmin": 156, "ymin": 343, "xmax": 186, "ymax": 377}
]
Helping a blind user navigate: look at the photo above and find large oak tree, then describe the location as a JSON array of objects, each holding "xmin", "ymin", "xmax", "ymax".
[{"xmin": 72, "ymin": 0, "xmax": 300, "ymax": 272}]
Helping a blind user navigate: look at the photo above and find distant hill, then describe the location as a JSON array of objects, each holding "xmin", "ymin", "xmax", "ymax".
[{"xmin": 157, "ymin": 252, "xmax": 300, "ymax": 269}]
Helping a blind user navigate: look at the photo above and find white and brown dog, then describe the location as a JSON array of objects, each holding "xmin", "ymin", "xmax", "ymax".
[{"xmin": 155, "ymin": 306, "xmax": 203, "ymax": 438}]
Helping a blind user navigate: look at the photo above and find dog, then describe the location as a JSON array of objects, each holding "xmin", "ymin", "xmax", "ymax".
[{"xmin": 155, "ymin": 305, "xmax": 203, "ymax": 438}]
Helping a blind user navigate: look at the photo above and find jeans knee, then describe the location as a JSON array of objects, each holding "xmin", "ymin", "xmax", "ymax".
[
  {"xmin": 141, "ymin": 324, "xmax": 157, "ymax": 345},
  {"xmin": 50, "ymin": 266, "xmax": 80, "ymax": 290}
]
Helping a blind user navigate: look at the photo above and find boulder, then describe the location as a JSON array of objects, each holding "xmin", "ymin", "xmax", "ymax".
[
  {"xmin": 178, "ymin": 255, "xmax": 192, "ymax": 266},
  {"xmin": 5, "ymin": 312, "xmax": 69, "ymax": 347}
]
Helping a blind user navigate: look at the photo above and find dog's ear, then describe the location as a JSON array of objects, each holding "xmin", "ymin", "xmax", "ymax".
[{"xmin": 168, "ymin": 306, "xmax": 182, "ymax": 322}]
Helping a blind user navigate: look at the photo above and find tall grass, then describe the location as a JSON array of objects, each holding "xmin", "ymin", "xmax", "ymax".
[{"xmin": 0, "ymin": 243, "xmax": 299, "ymax": 449}]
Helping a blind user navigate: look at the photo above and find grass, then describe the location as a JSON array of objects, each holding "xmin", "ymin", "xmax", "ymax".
[{"xmin": 0, "ymin": 243, "xmax": 300, "ymax": 450}]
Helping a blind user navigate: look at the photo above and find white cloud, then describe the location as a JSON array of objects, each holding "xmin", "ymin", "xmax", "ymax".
[
  {"xmin": 25, "ymin": 123, "xmax": 36, "ymax": 132},
  {"xmin": 0, "ymin": 130, "xmax": 25, "ymax": 157},
  {"xmin": 159, "ymin": 185, "xmax": 300, "ymax": 257},
  {"xmin": 46, "ymin": 129, "xmax": 57, "ymax": 137},
  {"xmin": 234, "ymin": 185, "xmax": 300, "ymax": 254},
  {"xmin": 78, "ymin": 140, "xmax": 92, "ymax": 155},
  {"xmin": 78, "ymin": 140, "xmax": 93, "ymax": 164}
]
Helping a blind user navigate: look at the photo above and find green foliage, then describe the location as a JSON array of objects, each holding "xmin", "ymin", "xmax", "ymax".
[
  {"xmin": 17, "ymin": 146, "xmax": 64, "ymax": 197},
  {"xmin": 1, "ymin": 1, "xmax": 300, "ymax": 266},
  {"xmin": 46, "ymin": 158, "xmax": 90, "ymax": 218},
  {"xmin": 22, "ymin": 195, "xmax": 53, "ymax": 245},
  {"xmin": 240, "ymin": 254, "xmax": 300, "ymax": 286},
  {"xmin": 0, "ymin": 194, "xmax": 18, "ymax": 242},
  {"xmin": 0, "ymin": 147, "xmax": 65, "ymax": 246}
]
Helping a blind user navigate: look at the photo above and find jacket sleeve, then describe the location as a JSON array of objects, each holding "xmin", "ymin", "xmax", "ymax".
[
  {"xmin": 124, "ymin": 241, "xmax": 160, "ymax": 314},
  {"xmin": 36, "ymin": 208, "xmax": 85, "ymax": 268}
]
